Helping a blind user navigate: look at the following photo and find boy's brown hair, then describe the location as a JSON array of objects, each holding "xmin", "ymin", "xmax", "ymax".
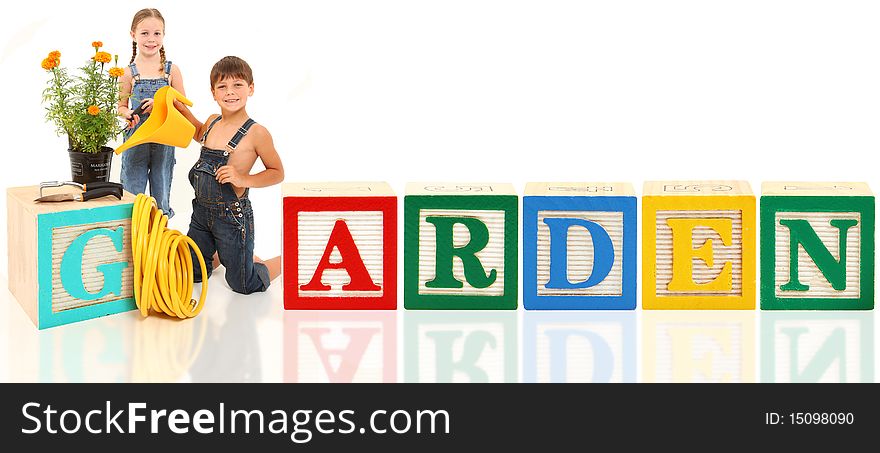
[{"xmin": 210, "ymin": 56, "xmax": 254, "ymax": 88}]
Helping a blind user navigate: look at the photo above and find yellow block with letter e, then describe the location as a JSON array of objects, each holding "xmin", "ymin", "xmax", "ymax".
[{"xmin": 642, "ymin": 181, "xmax": 756, "ymax": 309}]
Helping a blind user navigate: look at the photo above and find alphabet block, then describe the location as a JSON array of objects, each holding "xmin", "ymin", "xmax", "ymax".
[
  {"xmin": 642, "ymin": 181, "xmax": 756, "ymax": 309},
  {"xmin": 523, "ymin": 182, "xmax": 636, "ymax": 310},
  {"xmin": 283, "ymin": 182, "xmax": 397, "ymax": 310},
  {"xmin": 760, "ymin": 182, "xmax": 874, "ymax": 310},
  {"xmin": 6, "ymin": 186, "xmax": 136, "ymax": 329},
  {"xmin": 404, "ymin": 183, "xmax": 518, "ymax": 310}
]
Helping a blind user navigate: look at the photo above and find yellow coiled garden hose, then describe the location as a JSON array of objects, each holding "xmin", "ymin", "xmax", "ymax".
[{"xmin": 132, "ymin": 193, "xmax": 208, "ymax": 318}]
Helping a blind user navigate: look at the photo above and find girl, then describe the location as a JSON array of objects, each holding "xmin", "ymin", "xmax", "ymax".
[{"xmin": 117, "ymin": 8, "xmax": 186, "ymax": 218}]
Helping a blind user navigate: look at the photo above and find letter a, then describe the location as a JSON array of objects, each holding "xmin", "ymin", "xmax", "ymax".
[{"xmin": 301, "ymin": 220, "xmax": 381, "ymax": 291}]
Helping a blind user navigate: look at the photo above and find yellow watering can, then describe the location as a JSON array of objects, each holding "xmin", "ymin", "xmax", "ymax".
[{"xmin": 115, "ymin": 86, "xmax": 194, "ymax": 155}]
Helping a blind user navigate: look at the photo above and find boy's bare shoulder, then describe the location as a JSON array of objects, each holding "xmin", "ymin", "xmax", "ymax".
[
  {"xmin": 197, "ymin": 113, "xmax": 222, "ymax": 139},
  {"xmin": 249, "ymin": 122, "xmax": 272, "ymax": 138},
  {"xmin": 247, "ymin": 123, "xmax": 275, "ymax": 147}
]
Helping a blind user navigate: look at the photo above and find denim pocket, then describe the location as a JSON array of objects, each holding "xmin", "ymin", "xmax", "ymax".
[{"xmin": 190, "ymin": 160, "xmax": 220, "ymax": 202}]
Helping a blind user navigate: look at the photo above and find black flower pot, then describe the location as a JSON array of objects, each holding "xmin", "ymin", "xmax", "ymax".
[{"xmin": 68, "ymin": 147, "xmax": 113, "ymax": 184}]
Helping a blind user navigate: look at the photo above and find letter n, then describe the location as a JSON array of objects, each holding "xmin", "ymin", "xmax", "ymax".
[{"xmin": 779, "ymin": 219, "xmax": 857, "ymax": 292}]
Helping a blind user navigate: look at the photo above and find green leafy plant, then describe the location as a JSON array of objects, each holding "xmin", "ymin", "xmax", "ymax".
[{"xmin": 41, "ymin": 42, "xmax": 125, "ymax": 153}]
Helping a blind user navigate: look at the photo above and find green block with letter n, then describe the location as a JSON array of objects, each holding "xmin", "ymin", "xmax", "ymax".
[
  {"xmin": 404, "ymin": 183, "xmax": 518, "ymax": 310},
  {"xmin": 760, "ymin": 182, "xmax": 874, "ymax": 310}
]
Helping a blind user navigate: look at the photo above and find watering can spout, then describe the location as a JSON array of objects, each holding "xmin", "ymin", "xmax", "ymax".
[{"xmin": 115, "ymin": 86, "xmax": 194, "ymax": 155}]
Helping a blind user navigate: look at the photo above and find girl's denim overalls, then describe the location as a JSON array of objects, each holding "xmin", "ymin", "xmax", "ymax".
[
  {"xmin": 121, "ymin": 60, "xmax": 176, "ymax": 218},
  {"xmin": 187, "ymin": 116, "xmax": 270, "ymax": 294}
]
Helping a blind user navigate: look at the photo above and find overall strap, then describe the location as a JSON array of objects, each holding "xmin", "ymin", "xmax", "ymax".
[
  {"xmin": 225, "ymin": 119, "xmax": 257, "ymax": 155},
  {"xmin": 129, "ymin": 63, "xmax": 140, "ymax": 81},
  {"xmin": 201, "ymin": 116, "xmax": 223, "ymax": 144},
  {"xmin": 217, "ymin": 118, "xmax": 255, "ymax": 203},
  {"xmin": 163, "ymin": 60, "xmax": 173, "ymax": 79}
]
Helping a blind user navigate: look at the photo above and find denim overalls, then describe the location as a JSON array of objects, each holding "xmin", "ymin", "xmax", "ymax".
[
  {"xmin": 187, "ymin": 116, "xmax": 270, "ymax": 294},
  {"xmin": 121, "ymin": 61, "xmax": 176, "ymax": 218}
]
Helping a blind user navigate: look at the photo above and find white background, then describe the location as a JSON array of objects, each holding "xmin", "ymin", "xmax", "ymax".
[
  {"xmin": 2, "ymin": 0, "xmax": 879, "ymax": 258},
  {"xmin": 0, "ymin": 0, "xmax": 877, "ymax": 382}
]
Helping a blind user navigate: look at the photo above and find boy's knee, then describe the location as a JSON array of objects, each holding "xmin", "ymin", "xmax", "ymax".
[{"xmin": 226, "ymin": 262, "xmax": 270, "ymax": 295}]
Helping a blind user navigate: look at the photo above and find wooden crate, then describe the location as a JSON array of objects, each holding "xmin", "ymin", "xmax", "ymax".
[
  {"xmin": 523, "ymin": 182, "xmax": 637, "ymax": 310},
  {"xmin": 7, "ymin": 185, "xmax": 136, "ymax": 329},
  {"xmin": 404, "ymin": 183, "xmax": 518, "ymax": 310},
  {"xmin": 760, "ymin": 182, "xmax": 874, "ymax": 310},
  {"xmin": 282, "ymin": 182, "xmax": 397, "ymax": 310},
  {"xmin": 642, "ymin": 181, "xmax": 756, "ymax": 309}
]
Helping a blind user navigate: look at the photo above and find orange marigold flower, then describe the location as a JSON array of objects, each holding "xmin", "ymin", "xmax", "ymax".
[
  {"xmin": 41, "ymin": 58, "xmax": 55, "ymax": 70},
  {"xmin": 48, "ymin": 50, "xmax": 61, "ymax": 59},
  {"xmin": 93, "ymin": 52, "xmax": 112, "ymax": 64},
  {"xmin": 108, "ymin": 67, "xmax": 124, "ymax": 78},
  {"xmin": 92, "ymin": 41, "xmax": 103, "ymax": 49},
  {"xmin": 87, "ymin": 105, "xmax": 100, "ymax": 116}
]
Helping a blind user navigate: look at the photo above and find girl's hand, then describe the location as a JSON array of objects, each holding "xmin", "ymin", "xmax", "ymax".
[
  {"xmin": 215, "ymin": 165, "xmax": 247, "ymax": 187},
  {"xmin": 127, "ymin": 112, "xmax": 141, "ymax": 129},
  {"xmin": 140, "ymin": 98, "xmax": 154, "ymax": 114}
]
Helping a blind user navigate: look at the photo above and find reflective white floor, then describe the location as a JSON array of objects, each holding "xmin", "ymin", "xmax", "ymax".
[{"xmin": 1, "ymin": 271, "xmax": 876, "ymax": 383}]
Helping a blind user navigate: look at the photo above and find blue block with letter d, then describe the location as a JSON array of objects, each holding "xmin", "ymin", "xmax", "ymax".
[{"xmin": 523, "ymin": 183, "xmax": 637, "ymax": 310}]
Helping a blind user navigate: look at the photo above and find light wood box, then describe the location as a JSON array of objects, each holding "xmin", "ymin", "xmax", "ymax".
[{"xmin": 7, "ymin": 186, "xmax": 136, "ymax": 329}]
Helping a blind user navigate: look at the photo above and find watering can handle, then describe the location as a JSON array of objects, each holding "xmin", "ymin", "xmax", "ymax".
[{"xmin": 168, "ymin": 87, "xmax": 193, "ymax": 107}]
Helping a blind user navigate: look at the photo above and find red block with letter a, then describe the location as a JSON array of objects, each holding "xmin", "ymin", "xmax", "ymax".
[{"xmin": 283, "ymin": 182, "xmax": 397, "ymax": 309}]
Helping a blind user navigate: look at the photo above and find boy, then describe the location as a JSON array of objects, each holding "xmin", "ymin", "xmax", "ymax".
[{"xmin": 175, "ymin": 56, "xmax": 284, "ymax": 294}]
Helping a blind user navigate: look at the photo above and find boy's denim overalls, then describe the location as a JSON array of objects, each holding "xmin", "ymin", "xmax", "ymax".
[
  {"xmin": 121, "ymin": 61, "xmax": 176, "ymax": 218},
  {"xmin": 188, "ymin": 116, "xmax": 270, "ymax": 294}
]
